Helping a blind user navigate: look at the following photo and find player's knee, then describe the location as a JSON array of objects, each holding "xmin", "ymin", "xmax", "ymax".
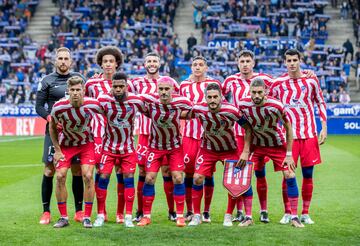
[
  {"xmin": 284, "ymin": 170, "xmax": 295, "ymax": 179},
  {"xmin": 255, "ymin": 168, "xmax": 266, "ymax": 178},
  {"xmin": 193, "ymin": 174, "xmax": 204, "ymax": 185},
  {"xmin": 82, "ymin": 172, "xmax": 93, "ymax": 183},
  {"xmin": 145, "ymin": 175, "xmax": 156, "ymax": 185},
  {"xmin": 44, "ymin": 165, "xmax": 55, "ymax": 177},
  {"xmin": 172, "ymin": 174, "xmax": 182, "ymax": 184},
  {"xmin": 56, "ymin": 172, "xmax": 67, "ymax": 184},
  {"xmin": 100, "ymin": 173, "xmax": 110, "ymax": 179},
  {"xmin": 302, "ymin": 166, "xmax": 314, "ymax": 179},
  {"xmin": 123, "ymin": 173, "xmax": 134, "ymax": 179}
]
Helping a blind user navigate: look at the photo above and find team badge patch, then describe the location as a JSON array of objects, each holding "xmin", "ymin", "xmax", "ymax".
[{"xmin": 223, "ymin": 160, "xmax": 254, "ymax": 197}]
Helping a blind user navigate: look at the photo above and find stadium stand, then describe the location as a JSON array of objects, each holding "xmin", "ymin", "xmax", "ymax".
[{"xmin": 1, "ymin": 0, "xmax": 360, "ymax": 105}]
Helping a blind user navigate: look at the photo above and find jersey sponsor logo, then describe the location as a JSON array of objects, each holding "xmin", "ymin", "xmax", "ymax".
[{"xmin": 223, "ymin": 160, "xmax": 253, "ymax": 197}]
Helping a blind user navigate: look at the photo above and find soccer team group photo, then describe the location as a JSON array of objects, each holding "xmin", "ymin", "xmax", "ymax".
[{"xmin": 0, "ymin": 0, "xmax": 359, "ymax": 245}]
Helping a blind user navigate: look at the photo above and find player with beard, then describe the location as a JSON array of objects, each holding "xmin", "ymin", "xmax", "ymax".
[
  {"xmin": 185, "ymin": 83, "xmax": 252, "ymax": 227},
  {"xmin": 238, "ymin": 78, "xmax": 304, "ymax": 228},
  {"xmin": 222, "ymin": 50, "xmax": 273, "ymax": 223},
  {"xmin": 136, "ymin": 77, "xmax": 192, "ymax": 227},
  {"xmin": 128, "ymin": 52, "xmax": 179, "ymax": 222},
  {"xmin": 270, "ymin": 49, "xmax": 327, "ymax": 225},
  {"xmin": 179, "ymin": 56, "xmax": 222, "ymax": 222},
  {"xmin": 36, "ymin": 47, "xmax": 85, "ymax": 225},
  {"xmin": 85, "ymin": 46, "xmax": 127, "ymax": 224},
  {"xmin": 95, "ymin": 72, "xmax": 146, "ymax": 228},
  {"xmin": 50, "ymin": 76, "xmax": 102, "ymax": 228}
]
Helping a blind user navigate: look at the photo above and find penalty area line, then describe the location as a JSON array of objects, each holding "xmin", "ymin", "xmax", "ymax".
[
  {"xmin": 0, "ymin": 136, "xmax": 43, "ymax": 143},
  {"xmin": 0, "ymin": 164, "xmax": 42, "ymax": 168}
]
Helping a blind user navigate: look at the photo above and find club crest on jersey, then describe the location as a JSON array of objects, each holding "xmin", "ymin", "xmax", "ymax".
[
  {"xmin": 301, "ymin": 86, "xmax": 306, "ymax": 91},
  {"xmin": 265, "ymin": 115, "xmax": 271, "ymax": 121},
  {"xmin": 125, "ymin": 106, "xmax": 132, "ymax": 112},
  {"xmin": 84, "ymin": 113, "xmax": 90, "ymax": 119},
  {"xmin": 223, "ymin": 160, "xmax": 254, "ymax": 197}
]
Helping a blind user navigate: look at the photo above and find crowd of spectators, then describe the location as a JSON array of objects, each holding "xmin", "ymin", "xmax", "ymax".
[
  {"xmin": 0, "ymin": 0, "xmax": 359, "ymax": 105},
  {"xmin": 0, "ymin": 0, "xmax": 40, "ymax": 104},
  {"xmin": 187, "ymin": 0, "xmax": 358, "ymax": 103}
]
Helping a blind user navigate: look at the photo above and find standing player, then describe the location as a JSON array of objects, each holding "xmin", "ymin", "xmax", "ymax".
[
  {"xmin": 129, "ymin": 52, "xmax": 179, "ymax": 222},
  {"xmin": 136, "ymin": 76, "xmax": 192, "ymax": 227},
  {"xmin": 238, "ymin": 78, "xmax": 304, "ymax": 228},
  {"xmin": 36, "ymin": 47, "xmax": 84, "ymax": 225},
  {"xmin": 50, "ymin": 76, "xmax": 102, "ymax": 228},
  {"xmin": 222, "ymin": 50, "xmax": 273, "ymax": 223},
  {"xmin": 179, "ymin": 56, "xmax": 222, "ymax": 222},
  {"xmin": 94, "ymin": 72, "xmax": 145, "ymax": 228},
  {"xmin": 186, "ymin": 83, "xmax": 252, "ymax": 227},
  {"xmin": 270, "ymin": 49, "xmax": 327, "ymax": 225},
  {"xmin": 85, "ymin": 46, "xmax": 125, "ymax": 223}
]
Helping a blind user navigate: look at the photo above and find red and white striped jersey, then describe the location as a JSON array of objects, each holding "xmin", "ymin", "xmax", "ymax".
[
  {"xmin": 140, "ymin": 93, "xmax": 192, "ymax": 150},
  {"xmin": 129, "ymin": 76, "xmax": 180, "ymax": 135},
  {"xmin": 179, "ymin": 77, "xmax": 222, "ymax": 140},
  {"xmin": 239, "ymin": 97, "xmax": 288, "ymax": 147},
  {"xmin": 222, "ymin": 72, "xmax": 273, "ymax": 137},
  {"xmin": 85, "ymin": 78, "xmax": 112, "ymax": 138},
  {"xmin": 192, "ymin": 102, "xmax": 241, "ymax": 152},
  {"xmin": 98, "ymin": 93, "xmax": 145, "ymax": 155},
  {"xmin": 51, "ymin": 97, "xmax": 102, "ymax": 146},
  {"xmin": 270, "ymin": 74, "xmax": 327, "ymax": 139}
]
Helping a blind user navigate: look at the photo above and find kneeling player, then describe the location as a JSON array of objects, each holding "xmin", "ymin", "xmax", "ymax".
[
  {"xmin": 239, "ymin": 78, "xmax": 304, "ymax": 228},
  {"xmin": 50, "ymin": 76, "xmax": 102, "ymax": 228}
]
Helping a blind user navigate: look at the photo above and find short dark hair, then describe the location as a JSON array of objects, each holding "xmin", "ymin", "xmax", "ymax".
[
  {"xmin": 145, "ymin": 52, "xmax": 160, "ymax": 60},
  {"xmin": 112, "ymin": 72, "xmax": 127, "ymax": 82},
  {"xmin": 250, "ymin": 78, "xmax": 266, "ymax": 88},
  {"xmin": 192, "ymin": 56, "xmax": 207, "ymax": 65},
  {"xmin": 205, "ymin": 83, "xmax": 221, "ymax": 95},
  {"xmin": 284, "ymin": 49, "xmax": 301, "ymax": 60},
  {"xmin": 56, "ymin": 47, "xmax": 71, "ymax": 56},
  {"xmin": 67, "ymin": 76, "xmax": 84, "ymax": 87},
  {"xmin": 238, "ymin": 50, "xmax": 254, "ymax": 59},
  {"xmin": 96, "ymin": 46, "xmax": 123, "ymax": 69}
]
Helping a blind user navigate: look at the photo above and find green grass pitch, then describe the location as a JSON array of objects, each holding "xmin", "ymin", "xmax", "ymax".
[{"xmin": 0, "ymin": 135, "xmax": 359, "ymax": 245}]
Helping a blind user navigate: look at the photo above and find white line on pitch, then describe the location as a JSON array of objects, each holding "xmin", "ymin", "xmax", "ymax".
[
  {"xmin": 0, "ymin": 164, "xmax": 42, "ymax": 168},
  {"xmin": 0, "ymin": 136, "xmax": 43, "ymax": 143}
]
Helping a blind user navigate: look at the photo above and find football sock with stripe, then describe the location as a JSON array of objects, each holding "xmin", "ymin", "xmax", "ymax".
[
  {"xmin": 301, "ymin": 166, "xmax": 314, "ymax": 215},
  {"xmin": 163, "ymin": 176, "xmax": 175, "ymax": 213},
  {"xmin": 84, "ymin": 202, "xmax": 93, "ymax": 218},
  {"xmin": 192, "ymin": 184, "xmax": 203, "ymax": 215},
  {"xmin": 142, "ymin": 183, "xmax": 155, "ymax": 216},
  {"xmin": 286, "ymin": 177, "xmax": 299, "ymax": 217},
  {"xmin": 226, "ymin": 193, "xmax": 237, "ymax": 214},
  {"xmin": 124, "ymin": 177, "xmax": 135, "ymax": 215},
  {"xmin": 116, "ymin": 173, "xmax": 125, "ymax": 215},
  {"xmin": 243, "ymin": 186, "xmax": 253, "ymax": 217},
  {"xmin": 255, "ymin": 168, "xmax": 268, "ymax": 211},
  {"xmin": 97, "ymin": 176, "xmax": 110, "ymax": 215},
  {"xmin": 57, "ymin": 202, "xmax": 67, "ymax": 218},
  {"xmin": 282, "ymin": 178, "xmax": 291, "ymax": 214},
  {"xmin": 173, "ymin": 183, "xmax": 185, "ymax": 216},
  {"xmin": 137, "ymin": 176, "xmax": 145, "ymax": 213}
]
